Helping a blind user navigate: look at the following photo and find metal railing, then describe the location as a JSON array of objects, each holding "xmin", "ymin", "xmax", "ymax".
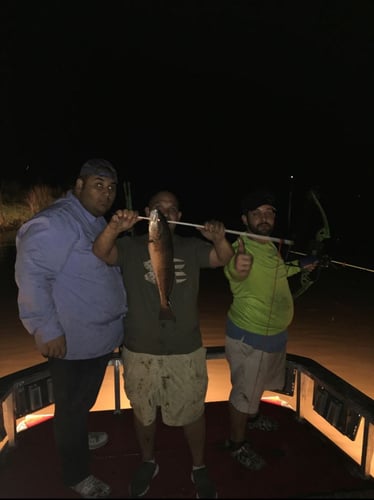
[{"xmin": 1, "ymin": 348, "xmax": 374, "ymax": 478}]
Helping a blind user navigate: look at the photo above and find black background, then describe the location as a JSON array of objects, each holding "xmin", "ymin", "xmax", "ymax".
[{"xmin": 1, "ymin": 1, "xmax": 374, "ymax": 262}]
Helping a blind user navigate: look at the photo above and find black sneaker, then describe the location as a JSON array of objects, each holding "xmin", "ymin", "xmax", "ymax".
[
  {"xmin": 191, "ymin": 467, "xmax": 217, "ymax": 498},
  {"xmin": 247, "ymin": 414, "xmax": 279, "ymax": 431},
  {"xmin": 129, "ymin": 461, "xmax": 159, "ymax": 498},
  {"xmin": 230, "ymin": 441, "xmax": 265, "ymax": 470}
]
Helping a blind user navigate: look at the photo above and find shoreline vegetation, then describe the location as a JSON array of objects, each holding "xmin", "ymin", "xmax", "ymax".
[{"xmin": 0, "ymin": 182, "xmax": 64, "ymax": 234}]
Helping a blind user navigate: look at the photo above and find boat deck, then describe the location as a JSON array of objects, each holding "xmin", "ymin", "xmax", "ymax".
[{"xmin": 1, "ymin": 399, "xmax": 374, "ymax": 498}]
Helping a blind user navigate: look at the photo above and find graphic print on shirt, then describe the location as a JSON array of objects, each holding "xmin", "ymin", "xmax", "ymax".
[{"xmin": 144, "ymin": 257, "xmax": 187, "ymax": 286}]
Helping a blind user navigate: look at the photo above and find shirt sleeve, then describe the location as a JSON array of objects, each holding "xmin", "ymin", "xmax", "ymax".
[
  {"xmin": 285, "ymin": 260, "xmax": 302, "ymax": 277},
  {"xmin": 224, "ymin": 240, "xmax": 239, "ymax": 280},
  {"xmin": 15, "ymin": 214, "xmax": 77, "ymax": 343}
]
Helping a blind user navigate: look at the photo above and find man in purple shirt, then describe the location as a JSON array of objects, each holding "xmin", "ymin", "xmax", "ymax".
[{"xmin": 15, "ymin": 159, "xmax": 126, "ymax": 498}]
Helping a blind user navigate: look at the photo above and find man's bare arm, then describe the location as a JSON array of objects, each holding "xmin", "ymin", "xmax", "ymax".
[{"xmin": 93, "ymin": 209, "xmax": 139, "ymax": 265}]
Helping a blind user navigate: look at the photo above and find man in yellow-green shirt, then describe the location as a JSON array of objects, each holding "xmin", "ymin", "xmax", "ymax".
[{"xmin": 223, "ymin": 189, "xmax": 318, "ymax": 471}]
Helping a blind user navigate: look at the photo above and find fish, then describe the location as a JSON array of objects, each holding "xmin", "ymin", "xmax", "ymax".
[{"xmin": 148, "ymin": 208, "xmax": 176, "ymax": 321}]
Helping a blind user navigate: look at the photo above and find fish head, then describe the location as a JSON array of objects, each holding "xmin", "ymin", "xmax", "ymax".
[
  {"xmin": 149, "ymin": 209, "xmax": 169, "ymax": 241},
  {"xmin": 149, "ymin": 208, "xmax": 158, "ymax": 220},
  {"xmin": 150, "ymin": 208, "xmax": 169, "ymax": 221}
]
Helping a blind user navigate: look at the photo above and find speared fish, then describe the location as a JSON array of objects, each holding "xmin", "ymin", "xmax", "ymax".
[{"xmin": 148, "ymin": 209, "xmax": 176, "ymax": 320}]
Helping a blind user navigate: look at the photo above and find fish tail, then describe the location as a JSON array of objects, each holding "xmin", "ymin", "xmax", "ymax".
[{"xmin": 159, "ymin": 303, "xmax": 176, "ymax": 321}]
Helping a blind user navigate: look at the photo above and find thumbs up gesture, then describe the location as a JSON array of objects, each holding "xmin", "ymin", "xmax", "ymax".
[{"xmin": 234, "ymin": 237, "xmax": 253, "ymax": 278}]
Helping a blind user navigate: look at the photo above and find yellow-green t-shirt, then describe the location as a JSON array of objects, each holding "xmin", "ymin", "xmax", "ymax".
[{"xmin": 224, "ymin": 236, "xmax": 301, "ymax": 336}]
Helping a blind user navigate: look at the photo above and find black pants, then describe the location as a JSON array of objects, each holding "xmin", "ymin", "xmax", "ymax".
[{"xmin": 48, "ymin": 353, "xmax": 111, "ymax": 486}]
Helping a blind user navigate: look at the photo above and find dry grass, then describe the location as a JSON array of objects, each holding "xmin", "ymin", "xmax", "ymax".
[{"xmin": 0, "ymin": 183, "xmax": 64, "ymax": 232}]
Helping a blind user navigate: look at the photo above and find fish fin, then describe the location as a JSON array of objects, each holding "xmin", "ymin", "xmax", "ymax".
[{"xmin": 159, "ymin": 304, "xmax": 176, "ymax": 321}]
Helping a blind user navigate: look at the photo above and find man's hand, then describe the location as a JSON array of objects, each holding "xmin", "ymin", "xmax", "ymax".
[
  {"xmin": 108, "ymin": 209, "xmax": 139, "ymax": 234},
  {"xmin": 35, "ymin": 334, "xmax": 67, "ymax": 359},
  {"xmin": 200, "ymin": 220, "xmax": 234, "ymax": 267},
  {"xmin": 299, "ymin": 255, "xmax": 319, "ymax": 272},
  {"xmin": 234, "ymin": 237, "xmax": 253, "ymax": 278},
  {"xmin": 198, "ymin": 220, "xmax": 226, "ymax": 242}
]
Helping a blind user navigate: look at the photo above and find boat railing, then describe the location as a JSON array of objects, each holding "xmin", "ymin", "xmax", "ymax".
[{"xmin": 1, "ymin": 347, "xmax": 374, "ymax": 478}]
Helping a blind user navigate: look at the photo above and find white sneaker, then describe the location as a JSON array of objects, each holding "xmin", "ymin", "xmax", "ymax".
[
  {"xmin": 71, "ymin": 475, "xmax": 111, "ymax": 498},
  {"xmin": 88, "ymin": 432, "xmax": 109, "ymax": 450}
]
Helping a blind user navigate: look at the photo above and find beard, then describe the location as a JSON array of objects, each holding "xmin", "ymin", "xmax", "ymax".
[{"xmin": 248, "ymin": 222, "xmax": 273, "ymax": 236}]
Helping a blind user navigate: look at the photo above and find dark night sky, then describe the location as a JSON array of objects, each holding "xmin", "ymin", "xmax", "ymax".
[{"xmin": 1, "ymin": 1, "xmax": 374, "ymax": 263}]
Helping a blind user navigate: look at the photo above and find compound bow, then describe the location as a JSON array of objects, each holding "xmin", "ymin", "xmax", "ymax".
[{"xmin": 289, "ymin": 189, "xmax": 331, "ymax": 299}]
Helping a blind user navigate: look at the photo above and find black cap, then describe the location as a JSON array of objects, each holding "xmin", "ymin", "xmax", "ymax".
[
  {"xmin": 79, "ymin": 158, "xmax": 118, "ymax": 183},
  {"xmin": 241, "ymin": 189, "xmax": 276, "ymax": 214}
]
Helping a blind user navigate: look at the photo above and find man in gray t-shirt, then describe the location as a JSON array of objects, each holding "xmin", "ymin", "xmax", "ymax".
[{"xmin": 93, "ymin": 190, "xmax": 233, "ymax": 499}]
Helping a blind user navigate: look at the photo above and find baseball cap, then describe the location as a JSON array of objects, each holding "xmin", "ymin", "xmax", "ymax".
[
  {"xmin": 79, "ymin": 158, "xmax": 118, "ymax": 183},
  {"xmin": 241, "ymin": 189, "xmax": 276, "ymax": 213}
]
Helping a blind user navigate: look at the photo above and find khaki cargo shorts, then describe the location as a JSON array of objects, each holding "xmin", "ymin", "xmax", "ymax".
[
  {"xmin": 225, "ymin": 336, "xmax": 286, "ymax": 414},
  {"xmin": 122, "ymin": 346, "xmax": 208, "ymax": 427}
]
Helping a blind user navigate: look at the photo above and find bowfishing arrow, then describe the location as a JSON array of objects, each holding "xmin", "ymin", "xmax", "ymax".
[
  {"xmin": 137, "ymin": 216, "xmax": 294, "ymax": 246},
  {"xmin": 290, "ymin": 250, "xmax": 374, "ymax": 274}
]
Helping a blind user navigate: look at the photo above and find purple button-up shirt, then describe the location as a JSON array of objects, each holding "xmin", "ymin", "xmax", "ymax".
[{"xmin": 15, "ymin": 191, "xmax": 126, "ymax": 360}]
